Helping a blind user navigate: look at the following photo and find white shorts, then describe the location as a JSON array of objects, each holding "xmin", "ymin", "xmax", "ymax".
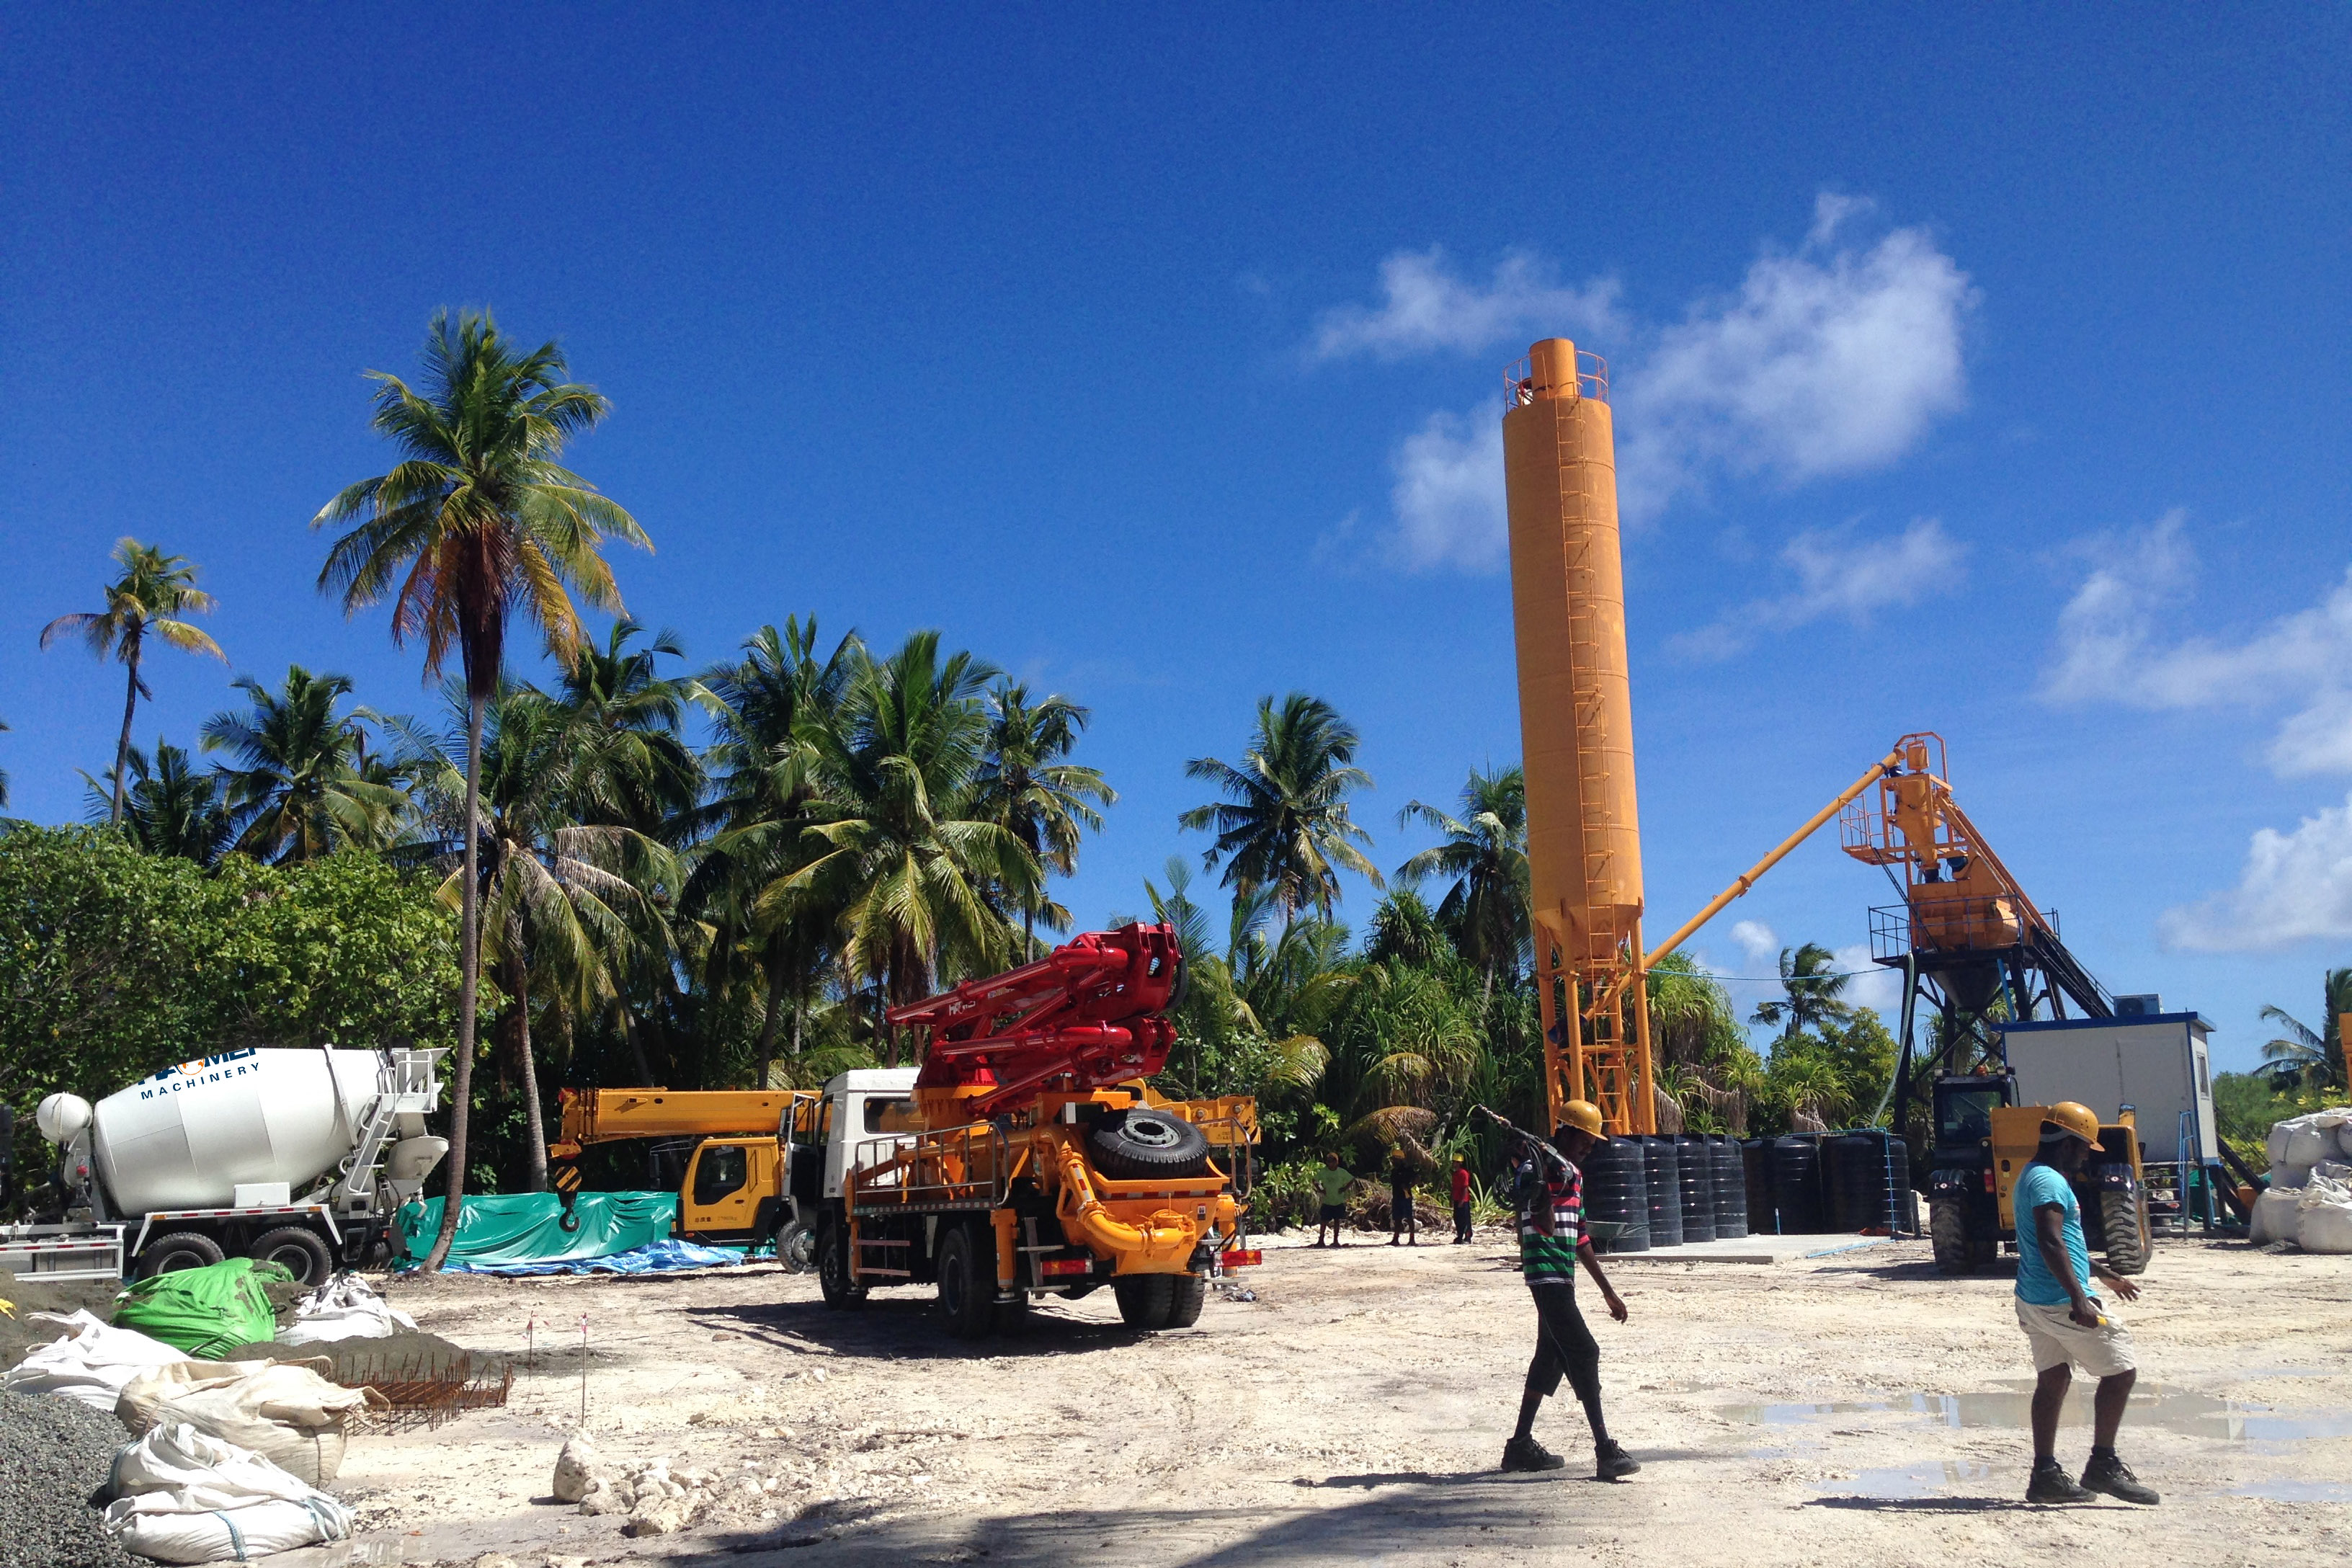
[{"xmin": 2015, "ymin": 1296, "xmax": 2137, "ymax": 1378}]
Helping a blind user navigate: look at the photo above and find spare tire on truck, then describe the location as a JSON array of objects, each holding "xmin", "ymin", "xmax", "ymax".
[{"xmin": 1089, "ymin": 1108, "xmax": 1211, "ymax": 1180}]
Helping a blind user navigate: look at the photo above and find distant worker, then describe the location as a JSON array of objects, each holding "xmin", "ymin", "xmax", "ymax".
[
  {"xmin": 1312, "ymin": 1151, "xmax": 1355, "ymax": 1248},
  {"xmin": 1389, "ymin": 1143, "xmax": 1422, "ymax": 1247},
  {"xmin": 1451, "ymin": 1155, "xmax": 1475, "ymax": 1244},
  {"xmin": 2013, "ymin": 1101, "xmax": 2160, "ymax": 1506},
  {"xmin": 1483, "ymin": 1101, "xmax": 1639, "ymax": 1481}
]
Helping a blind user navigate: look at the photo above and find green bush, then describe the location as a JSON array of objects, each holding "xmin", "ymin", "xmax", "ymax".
[
  {"xmin": 2212, "ymin": 1069, "xmax": 2344, "ymax": 1153},
  {"xmin": 0, "ymin": 827, "xmax": 459, "ymax": 1118}
]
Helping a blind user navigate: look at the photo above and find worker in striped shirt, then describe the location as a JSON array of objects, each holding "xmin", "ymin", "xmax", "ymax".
[{"xmin": 1502, "ymin": 1099, "xmax": 1639, "ymax": 1480}]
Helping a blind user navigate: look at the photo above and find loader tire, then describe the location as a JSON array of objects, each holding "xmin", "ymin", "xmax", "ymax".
[
  {"xmin": 817, "ymin": 1217, "xmax": 865, "ymax": 1310},
  {"xmin": 1113, "ymin": 1273, "xmax": 1177, "ymax": 1329},
  {"xmin": 1929, "ymin": 1197, "xmax": 1975, "ymax": 1275},
  {"xmin": 2101, "ymin": 1188, "xmax": 2150, "ymax": 1276},
  {"xmin": 935, "ymin": 1224, "xmax": 997, "ymax": 1340},
  {"xmin": 249, "ymin": 1225, "xmax": 334, "ymax": 1288},
  {"xmin": 141, "ymin": 1231, "xmax": 225, "ymax": 1278},
  {"xmin": 1088, "ymin": 1108, "xmax": 1211, "ymax": 1180},
  {"xmin": 1162, "ymin": 1273, "xmax": 1208, "ymax": 1329}
]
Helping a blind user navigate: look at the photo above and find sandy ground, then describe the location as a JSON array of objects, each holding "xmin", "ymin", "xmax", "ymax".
[{"xmin": 293, "ymin": 1230, "xmax": 2348, "ymax": 1568}]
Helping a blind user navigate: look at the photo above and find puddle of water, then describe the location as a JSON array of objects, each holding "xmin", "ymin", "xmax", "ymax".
[
  {"xmin": 1818, "ymin": 1461, "xmax": 1994, "ymax": 1500},
  {"xmin": 1720, "ymin": 1382, "xmax": 2352, "ymax": 1442},
  {"xmin": 2232, "ymin": 1479, "xmax": 2352, "ymax": 1503}
]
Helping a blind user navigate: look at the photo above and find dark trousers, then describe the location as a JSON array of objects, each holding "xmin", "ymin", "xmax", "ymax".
[
  {"xmin": 1526, "ymin": 1281, "xmax": 1607, "ymax": 1437},
  {"xmin": 1453, "ymin": 1201, "xmax": 1474, "ymax": 1242}
]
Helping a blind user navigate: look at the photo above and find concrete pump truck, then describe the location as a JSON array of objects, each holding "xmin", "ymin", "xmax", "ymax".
[{"xmin": 794, "ymin": 923, "xmax": 1260, "ymax": 1338}]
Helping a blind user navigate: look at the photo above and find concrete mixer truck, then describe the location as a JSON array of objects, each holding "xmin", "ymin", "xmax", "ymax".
[{"xmin": 2, "ymin": 1045, "xmax": 448, "ymax": 1284}]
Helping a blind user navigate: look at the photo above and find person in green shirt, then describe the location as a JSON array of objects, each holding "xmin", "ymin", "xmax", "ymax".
[{"xmin": 1311, "ymin": 1151, "xmax": 1355, "ymax": 1247}]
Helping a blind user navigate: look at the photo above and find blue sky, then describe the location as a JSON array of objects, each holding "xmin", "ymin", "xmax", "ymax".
[{"xmin": 4, "ymin": 8, "xmax": 2349, "ymax": 1072}]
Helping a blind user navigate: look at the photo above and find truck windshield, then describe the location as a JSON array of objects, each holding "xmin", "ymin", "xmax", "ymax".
[{"xmin": 1940, "ymin": 1088, "xmax": 2003, "ymax": 1146}]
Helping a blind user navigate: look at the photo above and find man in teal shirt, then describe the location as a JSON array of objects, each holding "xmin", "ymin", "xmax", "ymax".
[{"xmin": 2013, "ymin": 1101, "xmax": 2158, "ymax": 1505}]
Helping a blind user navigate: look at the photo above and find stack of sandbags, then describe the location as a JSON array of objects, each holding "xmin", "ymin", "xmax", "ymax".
[
  {"xmin": 2265, "ymin": 1108, "xmax": 2352, "ymax": 1190},
  {"xmin": 3, "ymin": 1311, "xmax": 188, "ymax": 1412},
  {"xmin": 102, "ymin": 1422, "xmax": 352, "ymax": 1564}
]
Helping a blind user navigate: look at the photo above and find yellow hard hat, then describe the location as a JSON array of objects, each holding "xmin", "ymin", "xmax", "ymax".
[
  {"xmin": 2043, "ymin": 1101, "xmax": 2101, "ymax": 1146},
  {"xmin": 1556, "ymin": 1100, "xmax": 1607, "ymax": 1142}
]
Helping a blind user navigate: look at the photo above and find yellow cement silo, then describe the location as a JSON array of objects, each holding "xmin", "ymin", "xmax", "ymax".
[{"xmin": 1502, "ymin": 339, "xmax": 1654, "ymax": 1135}]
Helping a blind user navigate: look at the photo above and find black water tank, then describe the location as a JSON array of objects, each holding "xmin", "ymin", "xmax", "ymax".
[
  {"xmin": 1770, "ymin": 1136, "xmax": 1827, "ymax": 1234},
  {"xmin": 1581, "ymin": 1135, "xmax": 1649, "ymax": 1252},
  {"xmin": 1672, "ymin": 1133, "xmax": 1716, "ymax": 1243},
  {"xmin": 1742, "ymin": 1139, "xmax": 1773, "ymax": 1233},
  {"xmin": 1709, "ymin": 1135, "xmax": 1749, "ymax": 1238},
  {"xmin": 1640, "ymin": 1136, "xmax": 1683, "ymax": 1247},
  {"xmin": 1822, "ymin": 1130, "xmax": 1915, "ymax": 1233}
]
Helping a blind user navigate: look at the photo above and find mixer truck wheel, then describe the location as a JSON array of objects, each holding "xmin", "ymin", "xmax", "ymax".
[
  {"xmin": 249, "ymin": 1226, "xmax": 334, "ymax": 1287},
  {"xmin": 1162, "ymin": 1273, "xmax": 1207, "ymax": 1328},
  {"xmin": 140, "ymin": 1231, "xmax": 223, "ymax": 1278},
  {"xmin": 935, "ymin": 1224, "xmax": 997, "ymax": 1340},
  {"xmin": 1089, "ymin": 1108, "xmax": 1212, "ymax": 1180},
  {"xmin": 1113, "ymin": 1274, "xmax": 1177, "ymax": 1329}
]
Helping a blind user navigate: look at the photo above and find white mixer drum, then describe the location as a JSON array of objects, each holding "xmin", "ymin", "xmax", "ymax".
[{"xmin": 91, "ymin": 1048, "xmax": 383, "ymax": 1214}]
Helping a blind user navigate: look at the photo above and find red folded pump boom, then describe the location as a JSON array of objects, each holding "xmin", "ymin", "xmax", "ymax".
[{"xmin": 887, "ymin": 924, "xmax": 1186, "ymax": 1115}]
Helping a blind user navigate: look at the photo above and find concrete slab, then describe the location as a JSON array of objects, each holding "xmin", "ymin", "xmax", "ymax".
[{"xmin": 1600, "ymin": 1232, "xmax": 1902, "ymax": 1264}]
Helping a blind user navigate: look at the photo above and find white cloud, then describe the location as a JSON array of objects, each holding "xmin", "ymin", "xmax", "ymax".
[
  {"xmin": 1616, "ymin": 195, "xmax": 1975, "ymax": 517},
  {"xmin": 1731, "ymin": 919, "xmax": 1779, "ymax": 968},
  {"xmin": 1670, "ymin": 517, "xmax": 1966, "ymax": 660},
  {"xmin": 1830, "ymin": 942, "xmax": 1902, "ymax": 1017},
  {"xmin": 1383, "ymin": 405, "xmax": 1507, "ymax": 571},
  {"xmin": 2044, "ymin": 512, "xmax": 2352, "ymax": 775},
  {"xmin": 2160, "ymin": 794, "xmax": 2352, "ymax": 951},
  {"xmin": 1311, "ymin": 248, "xmax": 1621, "ymax": 362},
  {"xmin": 1331, "ymin": 195, "xmax": 1974, "ymax": 576}
]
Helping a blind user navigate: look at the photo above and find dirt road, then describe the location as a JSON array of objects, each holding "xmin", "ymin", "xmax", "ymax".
[{"xmin": 325, "ymin": 1233, "xmax": 2348, "ymax": 1568}]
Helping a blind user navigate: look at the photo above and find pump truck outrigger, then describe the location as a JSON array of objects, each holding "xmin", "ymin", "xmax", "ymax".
[{"xmin": 791, "ymin": 923, "xmax": 1260, "ymax": 1339}]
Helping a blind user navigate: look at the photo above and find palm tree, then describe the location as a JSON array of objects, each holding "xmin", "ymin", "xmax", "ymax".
[
  {"xmin": 1750, "ymin": 943, "xmax": 1853, "ymax": 1042},
  {"xmin": 1181, "ymin": 692, "xmax": 1381, "ymax": 921},
  {"xmin": 2258, "ymin": 966, "xmax": 2352, "ymax": 1090},
  {"xmin": 975, "ymin": 682, "xmax": 1115, "ymax": 953},
  {"xmin": 313, "ymin": 308, "xmax": 649, "ymax": 1270},
  {"xmin": 1396, "ymin": 764, "xmax": 1528, "ymax": 997},
  {"xmin": 553, "ymin": 619, "xmax": 702, "ymax": 833},
  {"xmin": 397, "ymin": 685, "xmax": 676, "ymax": 1191},
  {"xmin": 91, "ymin": 740, "xmax": 233, "ymax": 864},
  {"xmin": 201, "ymin": 667, "xmax": 408, "ymax": 862},
  {"xmin": 695, "ymin": 618, "xmax": 860, "ymax": 1084},
  {"xmin": 773, "ymin": 632, "xmax": 1038, "ymax": 1064},
  {"xmin": 41, "ymin": 539, "xmax": 226, "ymax": 824}
]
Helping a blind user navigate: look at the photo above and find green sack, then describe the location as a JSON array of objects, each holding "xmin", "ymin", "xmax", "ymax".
[
  {"xmin": 112, "ymin": 1257, "xmax": 294, "ymax": 1359},
  {"xmin": 395, "ymin": 1190, "xmax": 678, "ymax": 1270}
]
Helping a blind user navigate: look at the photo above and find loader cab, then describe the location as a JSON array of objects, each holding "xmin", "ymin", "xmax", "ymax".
[{"xmin": 1932, "ymin": 1072, "xmax": 2016, "ymax": 1166}]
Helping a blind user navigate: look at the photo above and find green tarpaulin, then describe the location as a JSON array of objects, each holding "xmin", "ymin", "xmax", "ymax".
[
  {"xmin": 394, "ymin": 1190, "xmax": 678, "ymax": 1270},
  {"xmin": 114, "ymin": 1257, "xmax": 293, "ymax": 1358}
]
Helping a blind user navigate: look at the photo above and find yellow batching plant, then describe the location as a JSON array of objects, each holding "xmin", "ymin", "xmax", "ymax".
[{"xmin": 1501, "ymin": 339, "xmax": 1656, "ymax": 1136}]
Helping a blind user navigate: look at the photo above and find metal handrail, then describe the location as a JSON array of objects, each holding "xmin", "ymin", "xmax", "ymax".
[{"xmin": 1503, "ymin": 349, "xmax": 1610, "ymax": 406}]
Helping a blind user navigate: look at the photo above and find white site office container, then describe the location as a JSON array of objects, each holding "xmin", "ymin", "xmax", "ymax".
[{"xmin": 1997, "ymin": 1013, "xmax": 2218, "ymax": 1164}]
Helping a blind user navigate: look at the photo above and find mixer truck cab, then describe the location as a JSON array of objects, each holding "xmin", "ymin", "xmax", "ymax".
[{"xmin": 6, "ymin": 1046, "xmax": 448, "ymax": 1285}]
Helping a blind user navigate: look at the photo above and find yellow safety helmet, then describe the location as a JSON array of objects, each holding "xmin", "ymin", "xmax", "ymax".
[
  {"xmin": 1556, "ymin": 1100, "xmax": 1608, "ymax": 1142},
  {"xmin": 2042, "ymin": 1101, "xmax": 2101, "ymax": 1147}
]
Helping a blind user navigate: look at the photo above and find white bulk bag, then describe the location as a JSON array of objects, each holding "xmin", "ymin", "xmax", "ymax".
[
  {"xmin": 3, "ymin": 1309, "xmax": 190, "ymax": 1410},
  {"xmin": 2250, "ymin": 1186, "xmax": 2306, "ymax": 1245},
  {"xmin": 117, "ymin": 1357, "xmax": 382, "ymax": 1486},
  {"xmin": 2278, "ymin": 1118, "xmax": 2330, "ymax": 1169},
  {"xmin": 2269, "ymin": 1163, "xmax": 2310, "ymax": 1190},
  {"xmin": 277, "ymin": 1274, "xmax": 418, "ymax": 1347},
  {"xmin": 104, "ymin": 1422, "xmax": 352, "ymax": 1564},
  {"xmin": 2295, "ymin": 1174, "xmax": 2352, "ymax": 1255}
]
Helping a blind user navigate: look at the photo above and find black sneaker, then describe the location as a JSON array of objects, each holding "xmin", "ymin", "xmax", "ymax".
[
  {"xmin": 1595, "ymin": 1440, "xmax": 1641, "ymax": 1481},
  {"xmin": 2026, "ymin": 1461, "xmax": 2094, "ymax": 1504},
  {"xmin": 1500, "ymin": 1435, "xmax": 1567, "ymax": 1474},
  {"xmin": 2080, "ymin": 1453, "xmax": 2160, "ymax": 1505}
]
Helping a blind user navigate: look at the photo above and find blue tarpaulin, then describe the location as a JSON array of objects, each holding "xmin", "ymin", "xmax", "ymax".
[{"xmin": 440, "ymin": 1237, "xmax": 748, "ymax": 1275}]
